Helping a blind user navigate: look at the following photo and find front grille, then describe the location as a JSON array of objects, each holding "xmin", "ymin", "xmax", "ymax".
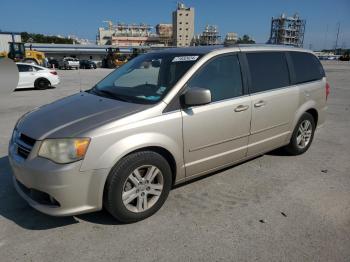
[
  {"xmin": 20, "ymin": 133, "xmax": 36, "ymax": 146},
  {"xmin": 15, "ymin": 133, "xmax": 36, "ymax": 159},
  {"xmin": 17, "ymin": 145, "xmax": 31, "ymax": 158}
]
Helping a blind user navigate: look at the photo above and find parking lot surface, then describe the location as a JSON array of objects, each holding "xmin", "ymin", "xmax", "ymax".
[{"xmin": 0, "ymin": 62, "xmax": 349, "ymax": 262}]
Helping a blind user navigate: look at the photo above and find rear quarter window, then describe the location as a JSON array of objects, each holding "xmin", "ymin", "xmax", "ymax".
[
  {"xmin": 17, "ymin": 64, "xmax": 33, "ymax": 72},
  {"xmin": 33, "ymin": 66, "xmax": 44, "ymax": 71},
  {"xmin": 246, "ymin": 51, "xmax": 290, "ymax": 93},
  {"xmin": 289, "ymin": 52, "xmax": 325, "ymax": 84}
]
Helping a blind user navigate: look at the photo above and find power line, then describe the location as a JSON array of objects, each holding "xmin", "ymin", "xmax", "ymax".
[{"xmin": 334, "ymin": 22, "xmax": 340, "ymax": 52}]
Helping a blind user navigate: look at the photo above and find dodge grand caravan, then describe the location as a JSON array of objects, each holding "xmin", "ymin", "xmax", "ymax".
[{"xmin": 9, "ymin": 45, "xmax": 328, "ymax": 222}]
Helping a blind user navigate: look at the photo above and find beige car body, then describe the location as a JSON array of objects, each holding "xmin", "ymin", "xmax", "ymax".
[{"xmin": 9, "ymin": 45, "xmax": 327, "ymax": 216}]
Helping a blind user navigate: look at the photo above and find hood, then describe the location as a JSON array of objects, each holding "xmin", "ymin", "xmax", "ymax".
[{"xmin": 17, "ymin": 92, "xmax": 150, "ymax": 140}]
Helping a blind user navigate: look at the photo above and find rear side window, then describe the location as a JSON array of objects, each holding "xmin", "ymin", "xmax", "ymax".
[
  {"xmin": 17, "ymin": 64, "xmax": 33, "ymax": 72},
  {"xmin": 289, "ymin": 52, "xmax": 325, "ymax": 84},
  {"xmin": 187, "ymin": 54, "xmax": 243, "ymax": 102},
  {"xmin": 246, "ymin": 52, "xmax": 290, "ymax": 93},
  {"xmin": 33, "ymin": 66, "xmax": 43, "ymax": 71}
]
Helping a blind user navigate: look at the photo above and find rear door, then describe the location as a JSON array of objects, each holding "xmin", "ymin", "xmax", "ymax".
[
  {"xmin": 244, "ymin": 51, "xmax": 299, "ymax": 156},
  {"xmin": 182, "ymin": 54, "xmax": 251, "ymax": 177}
]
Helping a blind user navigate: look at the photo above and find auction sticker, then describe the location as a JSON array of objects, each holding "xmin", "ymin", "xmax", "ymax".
[{"xmin": 172, "ymin": 56, "xmax": 199, "ymax": 62}]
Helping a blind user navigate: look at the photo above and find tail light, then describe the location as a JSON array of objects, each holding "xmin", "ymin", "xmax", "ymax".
[
  {"xmin": 325, "ymin": 82, "xmax": 330, "ymax": 101},
  {"xmin": 50, "ymin": 71, "xmax": 57, "ymax": 75}
]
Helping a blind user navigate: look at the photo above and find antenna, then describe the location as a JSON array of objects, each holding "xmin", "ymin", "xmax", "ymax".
[
  {"xmin": 323, "ymin": 24, "xmax": 328, "ymax": 50},
  {"xmin": 78, "ymin": 61, "xmax": 82, "ymax": 92},
  {"xmin": 78, "ymin": 46, "xmax": 82, "ymax": 92},
  {"xmin": 334, "ymin": 22, "xmax": 340, "ymax": 53},
  {"xmin": 75, "ymin": 29, "xmax": 82, "ymax": 92}
]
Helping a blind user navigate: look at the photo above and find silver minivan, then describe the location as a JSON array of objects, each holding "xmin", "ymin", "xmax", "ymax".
[{"xmin": 9, "ymin": 45, "xmax": 329, "ymax": 222}]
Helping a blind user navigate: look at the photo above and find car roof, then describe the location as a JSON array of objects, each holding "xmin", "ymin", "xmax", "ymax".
[
  {"xmin": 154, "ymin": 45, "xmax": 223, "ymax": 54},
  {"xmin": 16, "ymin": 63, "xmax": 48, "ymax": 70},
  {"xmin": 153, "ymin": 44, "xmax": 312, "ymax": 55}
]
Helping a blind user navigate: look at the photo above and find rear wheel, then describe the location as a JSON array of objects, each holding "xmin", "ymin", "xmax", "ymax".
[
  {"xmin": 284, "ymin": 112, "xmax": 315, "ymax": 155},
  {"xmin": 104, "ymin": 151, "xmax": 172, "ymax": 223},
  {"xmin": 35, "ymin": 78, "xmax": 50, "ymax": 90}
]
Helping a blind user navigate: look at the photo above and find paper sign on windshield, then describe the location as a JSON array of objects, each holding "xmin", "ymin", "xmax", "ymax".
[{"xmin": 172, "ymin": 56, "xmax": 199, "ymax": 62}]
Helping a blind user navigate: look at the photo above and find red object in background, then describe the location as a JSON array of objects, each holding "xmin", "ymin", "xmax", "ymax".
[{"xmin": 326, "ymin": 82, "xmax": 330, "ymax": 100}]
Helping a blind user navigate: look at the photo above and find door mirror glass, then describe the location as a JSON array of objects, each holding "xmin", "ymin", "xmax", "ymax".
[{"xmin": 182, "ymin": 87, "xmax": 211, "ymax": 107}]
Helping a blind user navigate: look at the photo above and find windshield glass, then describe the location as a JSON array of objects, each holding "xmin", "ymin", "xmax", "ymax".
[{"xmin": 91, "ymin": 52, "xmax": 201, "ymax": 104}]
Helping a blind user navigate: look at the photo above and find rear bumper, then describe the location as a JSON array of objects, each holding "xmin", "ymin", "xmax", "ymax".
[
  {"xmin": 317, "ymin": 105, "xmax": 327, "ymax": 128},
  {"xmin": 9, "ymin": 144, "xmax": 109, "ymax": 216},
  {"xmin": 51, "ymin": 77, "xmax": 60, "ymax": 86}
]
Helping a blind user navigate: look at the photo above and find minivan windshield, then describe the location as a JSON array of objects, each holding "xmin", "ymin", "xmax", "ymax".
[{"xmin": 90, "ymin": 52, "xmax": 201, "ymax": 104}]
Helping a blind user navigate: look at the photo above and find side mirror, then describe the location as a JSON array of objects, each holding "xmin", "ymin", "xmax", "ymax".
[{"xmin": 181, "ymin": 87, "xmax": 211, "ymax": 107}]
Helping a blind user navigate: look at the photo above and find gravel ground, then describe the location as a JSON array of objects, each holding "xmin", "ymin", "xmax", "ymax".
[{"xmin": 0, "ymin": 62, "xmax": 349, "ymax": 262}]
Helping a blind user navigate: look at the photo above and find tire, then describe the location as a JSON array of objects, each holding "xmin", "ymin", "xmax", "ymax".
[
  {"xmin": 35, "ymin": 78, "xmax": 50, "ymax": 90},
  {"xmin": 104, "ymin": 151, "xmax": 172, "ymax": 223},
  {"xmin": 284, "ymin": 112, "xmax": 315, "ymax": 155}
]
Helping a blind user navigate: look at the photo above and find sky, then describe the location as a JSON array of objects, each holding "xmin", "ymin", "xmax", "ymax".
[{"xmin": 0, "ymin": 0, "xmax": 349, "ymax": 50}]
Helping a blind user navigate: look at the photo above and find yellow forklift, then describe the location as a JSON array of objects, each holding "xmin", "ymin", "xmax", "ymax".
[
  {"xmin": 102, "ymin": 47, "xmax": 146, "ymax": 68},
  {"xmin": 0, "ymin": 37, "xmax": 46, "ymax": 66}
]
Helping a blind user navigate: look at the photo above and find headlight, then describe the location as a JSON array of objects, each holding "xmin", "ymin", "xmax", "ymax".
[{"xmin": 38, "ymin": 138, "xmax": 90, "ymax": 164}]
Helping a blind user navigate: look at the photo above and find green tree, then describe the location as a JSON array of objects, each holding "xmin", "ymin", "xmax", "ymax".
[
  {"xmin": 236, "ymin": 35, "xmax": 255, "ymax": 44},
  {"xmin": 20, "ymin": 32, "xmax": 77, "ymax": 44}
]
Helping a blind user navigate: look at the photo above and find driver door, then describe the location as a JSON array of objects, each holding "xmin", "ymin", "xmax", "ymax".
[{"xmin": 181, "ymin": 54, "xmax": 251, "ymax": 177}]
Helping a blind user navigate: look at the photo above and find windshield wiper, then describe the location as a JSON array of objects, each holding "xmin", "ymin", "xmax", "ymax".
[{"xmin": 92, "ymin": 88, "xmax": 131, "ymax": 102}]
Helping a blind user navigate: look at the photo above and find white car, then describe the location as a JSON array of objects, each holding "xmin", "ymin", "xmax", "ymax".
[
  {"xmin": 58, "ymin": 57, "xmax": 80, "ymax": 70},
  {"xmin": 16, "ymin": 63, "xmax": 60, "ymax": 89}
]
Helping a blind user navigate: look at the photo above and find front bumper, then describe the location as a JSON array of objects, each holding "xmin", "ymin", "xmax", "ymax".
[{"xmin": 9, "ymin": 141, "xmax": 109, "ymax": 216}]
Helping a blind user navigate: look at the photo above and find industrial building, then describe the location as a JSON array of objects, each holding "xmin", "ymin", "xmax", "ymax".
[
  {"xmin": 156, "ymin": 24, "xmax": 173, "ymax": 46},
  {"xmin": 224, "ymin": 32, "xmax": 238, "ymax": 45},
  {"xmin": 96, "ymin": 21, "xmax": 174, "ymax": 47},
  {"xmin": 193, "ymin": 25, "xmax": 221, "ymax": 46},
  {"xmin": 96, "ymin": 3, "xmax": 195, "ymax": 48},
  {"xmin": 268, "ymin": 13, "xmax": 306, "ymax": 47},
  {"xmin": 172, "ymin": 3, "xmax": 195, "ymax": 47},
  {"xmin": 97, "ymin": 22, "xmax": 153, "ymax": 46},
  {"xmin": 0, "ymin": 32, "xmax": 21, "ymax": 52}
]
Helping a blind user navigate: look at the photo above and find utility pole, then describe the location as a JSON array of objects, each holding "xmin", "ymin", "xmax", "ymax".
[
  {"xmin": 334, "ymin": 22, "xmax": 340, "ymax": 54},
  {"xmin": 323, "ymin": 24, "xmax": 328, "ymax": 50}
]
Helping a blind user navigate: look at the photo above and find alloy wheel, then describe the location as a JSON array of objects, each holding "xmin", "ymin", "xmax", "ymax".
[
  {"xmin": 122, "ymin": 165, "xmax": 164, "ymax": 213},
  {"xmin": 296, "ymin": 119, "xmax": 312, "ymax": 149}
]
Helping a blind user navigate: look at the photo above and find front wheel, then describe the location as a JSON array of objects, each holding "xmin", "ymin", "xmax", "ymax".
[
  {"xmin": 284, "ymin": 112, "xmax": 315, "ymax": 155},
  {"xmin": 104, "ymin": 151, "xmax": 172, "ymax": 223}
]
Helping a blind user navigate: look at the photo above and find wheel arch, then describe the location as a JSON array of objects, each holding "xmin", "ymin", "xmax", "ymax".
[
  {"xmin": 287, "ymin": 101, "xmax": 319, "ymax": 142},
  {"xmin": 125, "ymin": 146, "xmax": 177, "ymax": 185},
  {"xmin": 305, "ymin": 108, "xmax": 318, "ymax": 126},
  {"xmin": 100, "ymin": 145, "xmax": 178, "ymax": 212}
]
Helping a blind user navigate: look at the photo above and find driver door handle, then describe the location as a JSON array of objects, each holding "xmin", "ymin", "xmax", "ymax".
[
  {"xmin": 254, "ymin": 100, "xmax": 266, "ymax": 107},
  {"xmin": 234, "ymin": 105, "xmax": 249, "ymax": 112}
]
